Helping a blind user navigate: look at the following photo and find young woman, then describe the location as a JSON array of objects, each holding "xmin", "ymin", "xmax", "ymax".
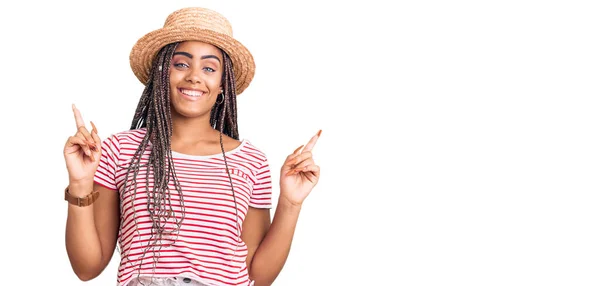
[{"xmin": 64, "ymin": 7, "xmax": 321, "ymax": 286}]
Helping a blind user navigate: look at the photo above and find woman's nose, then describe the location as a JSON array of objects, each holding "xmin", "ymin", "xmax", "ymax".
[{"xmin": 185, "ymin": 67, "xmax": 203, "ymax": 84}]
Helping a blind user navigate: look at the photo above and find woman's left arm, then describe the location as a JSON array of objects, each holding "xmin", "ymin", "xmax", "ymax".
[{"xmin": 242, "ymin": 131, "xmax": 321, "ymax": 286}]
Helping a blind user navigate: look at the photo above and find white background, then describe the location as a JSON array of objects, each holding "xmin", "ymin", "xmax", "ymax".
[{"xmin": 0, "ymin": 0, "xmax": 598, "ymax": 285}]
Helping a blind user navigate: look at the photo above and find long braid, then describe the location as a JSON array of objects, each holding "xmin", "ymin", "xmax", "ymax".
[
  {"xmin": 217, "ymin": 52, "xmax": 242, "ymax": 248},
  {"xmin": 123, "ymin": 43, "xmax": 242, "ymax": 280},
  {"xmin": 125, "ymin": 43, "xmax": 185, "ymax": 278},
  {"xmin": 210, "ymin": 52, "xmax": 238, "ymax": 139}
]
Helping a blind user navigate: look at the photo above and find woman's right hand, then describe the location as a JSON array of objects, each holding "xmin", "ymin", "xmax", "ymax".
[{"xmin": 63, "ymin": 104, "xmax": 102, "ymax": 194}]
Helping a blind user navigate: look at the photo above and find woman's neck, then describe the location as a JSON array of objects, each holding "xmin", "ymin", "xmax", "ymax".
[{"xmin": 170, "ymin": 115, "xmax": 219, "ymax": 144}]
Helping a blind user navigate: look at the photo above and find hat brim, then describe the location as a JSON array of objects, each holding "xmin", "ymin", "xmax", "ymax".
[{"xmin": 130, "ymin": 27, "xmax": 255, "ymax": 95}]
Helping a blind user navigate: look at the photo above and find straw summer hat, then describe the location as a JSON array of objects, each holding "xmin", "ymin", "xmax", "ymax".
[{"xmin": 129, "ymin": 7, "xmax": 255, "ymax": 95}]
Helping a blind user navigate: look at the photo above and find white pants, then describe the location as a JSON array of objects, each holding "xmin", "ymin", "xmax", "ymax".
[{"xmin": 127, "ymin": 277, "xmax": 209, "ymax": 286}]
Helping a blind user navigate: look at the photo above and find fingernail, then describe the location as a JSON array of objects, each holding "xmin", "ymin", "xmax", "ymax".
[
  {"xmin": 294, "ymin": 145, "xmax": 304, "ymax": 154},
  {"xmin": 317, "ymin": 130, "xmax": 322, "ymax": 137},
  {"xmin": 91, "ymin": 121, "xmax": 97, "ymax": 134},
  {"xmin": 72, "ymin": 104, "xmax": 76, "ymax": 110},
  {"xmin": 287, "ymin": 168, "xmax": 302, "ymax": 175}
]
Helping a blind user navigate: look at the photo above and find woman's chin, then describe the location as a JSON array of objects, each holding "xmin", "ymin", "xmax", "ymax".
[{"xmin": 172, "ymin": 107, "xmax": 211, "ymax": 119}]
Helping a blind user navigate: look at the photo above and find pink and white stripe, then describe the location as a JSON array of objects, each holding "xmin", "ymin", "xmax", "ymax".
[{"xmin": 94, "ymin": 128, "xmax": 271, "ymax": 286}]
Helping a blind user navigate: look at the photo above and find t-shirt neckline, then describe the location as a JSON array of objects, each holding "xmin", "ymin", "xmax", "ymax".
[{"xmin": 170, "ymin": 139, "xmax": 247, "ymax": 159}]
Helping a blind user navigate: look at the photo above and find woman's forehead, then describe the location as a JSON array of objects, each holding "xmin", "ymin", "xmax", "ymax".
[{"xmin": 174, "ymin": 41, "xmax": 222, "ymax": 57}]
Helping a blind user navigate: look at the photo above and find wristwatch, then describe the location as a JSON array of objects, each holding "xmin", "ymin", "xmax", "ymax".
[{"xmin": 64, "ymin": 186, "xmax": 100, "ymax": 207}]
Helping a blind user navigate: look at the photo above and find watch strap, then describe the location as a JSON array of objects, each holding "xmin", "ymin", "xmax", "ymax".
[{"xmin": 64, "ymin": 186, "xmax": 99, "ymax": 207}]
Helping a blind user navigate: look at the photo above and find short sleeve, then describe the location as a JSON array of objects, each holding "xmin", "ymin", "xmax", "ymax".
[
  {"xmin": 93, "ymin": 134, "xmax": 121, "ymax": 191},
  {"xmin": 250, "ymin": 159, "xmax": 272, "ymax": 209}
]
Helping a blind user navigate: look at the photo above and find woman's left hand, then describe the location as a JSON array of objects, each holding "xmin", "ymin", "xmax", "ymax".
[{"xmin": 279, "ymin": 130, "xmax": 322, "ymax": 207}]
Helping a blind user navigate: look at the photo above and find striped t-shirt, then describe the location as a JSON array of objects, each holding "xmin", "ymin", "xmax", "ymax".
[{"xmin": 93, "ymin": 128, "xmax": 272, "ymax": 286}]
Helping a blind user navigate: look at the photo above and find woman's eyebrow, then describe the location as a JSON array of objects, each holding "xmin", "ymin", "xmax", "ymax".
[
  {"xmin": 173, "ymin": 51, "xmax": 193, "ymax": 58},
  {"xmin": 173, "ymin": 52, "xmax": 221, "ymax": 64},
  {"xmin": 200, "ymin": 55, "xmax": 221, "ymax": 63}
]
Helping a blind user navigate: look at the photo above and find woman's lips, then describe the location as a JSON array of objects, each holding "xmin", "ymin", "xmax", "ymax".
[{"xmin": 179, "ymin": 88, "xmax": 205, "ymax": 101}]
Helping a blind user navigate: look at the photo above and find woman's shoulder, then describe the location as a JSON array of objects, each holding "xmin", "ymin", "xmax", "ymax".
[
  {"xmin": 104, "ymin": 128, "xmax": 148, "ymax": 146},
  {"xmin": 238, "ymin": 139, "xmax": 269, "ymax": 164}
]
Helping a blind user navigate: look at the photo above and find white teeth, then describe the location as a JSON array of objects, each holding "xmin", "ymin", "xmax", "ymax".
[{"xmin": 181, "ymin": 89, "xmax": 203, "ymax": 97}]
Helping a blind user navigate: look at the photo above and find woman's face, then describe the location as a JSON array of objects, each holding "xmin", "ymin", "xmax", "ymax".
[{"xmin": 169, "ymin": 41, "xmax": 224, "ymax": 119}]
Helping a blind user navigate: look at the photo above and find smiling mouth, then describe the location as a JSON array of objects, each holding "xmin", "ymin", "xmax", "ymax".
[{"xmin": 179, "ymin": 88, "xmax": 205, "ymax": 97}]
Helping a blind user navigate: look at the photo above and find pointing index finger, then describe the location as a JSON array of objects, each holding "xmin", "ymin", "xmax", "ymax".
[
  {"xmin": 303, "ymin": 129, "xmax": 322, "ymax": 153},
  {"xmin": 72, "ymin": 104, "xmax": 85, "ymax": 129}
]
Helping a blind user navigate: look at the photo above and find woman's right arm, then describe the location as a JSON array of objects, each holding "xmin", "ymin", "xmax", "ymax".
[
  {"xmin": 65, "ymin": 183, "xmax": 119, "ymax": 281},
  {"xmin": 64, "ymin": 105, "xmax": 120, "ymax": 281}
]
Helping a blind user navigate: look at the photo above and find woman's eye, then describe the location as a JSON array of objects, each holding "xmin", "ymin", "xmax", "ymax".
[
  {"xmin": 174, "ymin": 63, "xmax": 188, "ymax": 68},
  {"xmin": 203, "ymin": 67, "xmax": 215, "ymax": 72}
]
